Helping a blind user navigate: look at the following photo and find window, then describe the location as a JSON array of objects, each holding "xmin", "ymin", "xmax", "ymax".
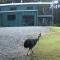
[
  {"xmin": 10, "ymin": 7, "xmax": 16, "ymax": 10},
  {"xmin": 7, "ymin": 15, "xmax": 16, "ymax": 21},
  {"xmin": 27, "ymin": 6, "xmax": 33, "ymax": 10},
  {"xmin": 0, "ymin": 8, "xmax": 1, "ymax": 11}
]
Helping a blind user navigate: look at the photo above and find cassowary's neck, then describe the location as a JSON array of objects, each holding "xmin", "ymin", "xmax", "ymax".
[
  {"xmin": 37, "ymin": 33, "xmax": 41, "ymax": 41},
  {"xmin": 37, "ymin": 37, "xmax": 39, "ymax": 41},
  {"xmin": 36, "ymin": 37, "xmax": 39, "ymax": 42}
]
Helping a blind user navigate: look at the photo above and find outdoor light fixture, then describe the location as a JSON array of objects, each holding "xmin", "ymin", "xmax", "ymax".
[{"xmin": 53, "ymin": 0, "xmax": 58, "ymax": 4}]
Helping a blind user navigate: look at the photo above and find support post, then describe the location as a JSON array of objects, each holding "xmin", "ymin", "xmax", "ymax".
[{"xmin": 52, "ymin": 3, "xmax": 54, "ymax": 26}]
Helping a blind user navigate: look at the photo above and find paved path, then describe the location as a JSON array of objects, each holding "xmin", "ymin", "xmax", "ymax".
[{"xmin": 0, "ymin": 26, "xmax": 50, "ymax": 60}]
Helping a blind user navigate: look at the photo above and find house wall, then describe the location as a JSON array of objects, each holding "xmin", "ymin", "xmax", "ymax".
[{"xmin": 0, "ymin": 4, "xmax": 37, "ymax": 26}]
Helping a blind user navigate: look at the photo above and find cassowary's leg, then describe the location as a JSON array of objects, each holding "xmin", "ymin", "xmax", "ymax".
[
  {"xmin": 27, "ymin": 49, "xmax": 31, "ymax": 56},
  {"xmin": 31, "ymin": 49, "xmax": 33, "ymax": 53},
  {"xmin": 30, "ymin": 48, "xmax": 34, "ymax": 54},
  {"xmin": 27, "ymin": 48, "xmax": 34, "ymax": 56}
]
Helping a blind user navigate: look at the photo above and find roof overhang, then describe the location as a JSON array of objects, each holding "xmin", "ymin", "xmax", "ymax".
[
  {"xmin": 0, "ymin": 2, "xmax": 54, "ymax": 6},
  {"xmin": 0, "ymin": 10, "xmax": 38, "ymax": 13}
]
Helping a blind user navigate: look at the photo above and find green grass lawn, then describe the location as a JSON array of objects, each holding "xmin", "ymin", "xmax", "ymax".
[{"xmin": 32, "ymin": 27, "xmax": 60, "ymax": 60}]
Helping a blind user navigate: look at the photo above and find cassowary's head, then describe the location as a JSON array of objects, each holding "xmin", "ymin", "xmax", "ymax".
[{"xmin": 32, "ymin": 32, "xmax": 41, "ymax": 41}]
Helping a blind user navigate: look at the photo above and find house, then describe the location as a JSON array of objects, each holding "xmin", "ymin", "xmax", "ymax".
[{"xmin": 0, "ymin": 2, "xmax": 53, "ymax": 27}]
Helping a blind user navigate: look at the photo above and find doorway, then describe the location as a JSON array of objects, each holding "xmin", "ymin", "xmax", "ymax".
[{"xmin": 22, "ymin": 15, "xmax": 34, "ymax": 26}]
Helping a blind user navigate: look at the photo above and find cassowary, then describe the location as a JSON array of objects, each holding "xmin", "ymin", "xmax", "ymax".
[{"xmin": 24, "ymin": 33, "xmax": 41, "ymax": 55}]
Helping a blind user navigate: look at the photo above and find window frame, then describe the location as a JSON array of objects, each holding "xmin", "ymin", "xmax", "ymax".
[{"xmin": 7, "ymin": 14, "xmax": 16, "ymax": 21}]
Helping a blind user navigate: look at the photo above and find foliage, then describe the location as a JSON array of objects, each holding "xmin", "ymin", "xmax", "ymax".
[{"xmin": 54, "ymin": 8, "xmax": 60, "ymax": 26}]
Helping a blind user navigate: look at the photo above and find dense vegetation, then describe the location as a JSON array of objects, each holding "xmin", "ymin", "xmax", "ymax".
[{"xmin": 54, "ymin": 8, "xmax": 60, "ymax": 26}]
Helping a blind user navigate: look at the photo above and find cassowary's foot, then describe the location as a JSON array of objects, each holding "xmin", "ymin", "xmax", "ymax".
[
  {"xmin": 24, "ymin": 53, "xmax": 30, "ymax": 56},
  {"xmin": 24, "ymin": 53, "xmax": 29, "ymax": 56},
  {"xmin": 27, "ymin": 53, "xmax": 29, "ymax": 56},
  {"xmin": 24, "ymin": 54, "xmax": 27, "ymax": 56},
  {"xmin": 27, "ymin": 49, "xmax": 30, "ymax": 56},
  {"xmin": 25, "ymin": 51, "xmax": 33, "ymax": 56},
  {"xmin": 27, "ymin": 51, "xmax": 31, "ymax": 56}
]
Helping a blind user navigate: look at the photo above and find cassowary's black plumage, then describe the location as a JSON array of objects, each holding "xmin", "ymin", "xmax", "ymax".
[
  {"xmin": 24, "ymin": 39, "xmax": 37, "ymax": 49},
  {"xmin": 24, "ymin": 33, "xmax": 41, "ymax": 55}
]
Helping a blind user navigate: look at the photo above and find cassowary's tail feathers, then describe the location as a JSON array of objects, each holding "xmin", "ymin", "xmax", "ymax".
[{"xmin": 24, "ymin": 40, "xmax": 29, "ymax": 48}]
